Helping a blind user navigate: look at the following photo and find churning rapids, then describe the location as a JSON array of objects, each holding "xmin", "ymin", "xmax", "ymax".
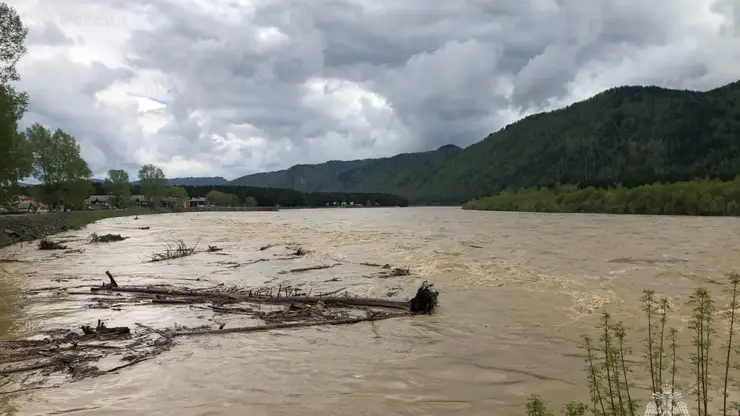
[{"xmin": 1, "ymin": 207, "xmax": 740, "ymax": 415}]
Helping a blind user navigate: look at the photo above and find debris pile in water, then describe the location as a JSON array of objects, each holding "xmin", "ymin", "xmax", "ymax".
[
  {"xmin": 0, "ymin": 276, "xmax": 440, "ymax": 391},
  {"xmin": 37, "ymin": 238, "xmax": 67, "ymax": 250},
  {"xmin": 148, "ymin": 239, "xmax": 198, "ymax": 262},
  {"xmin": 2, "ymin": 235, "xmax": 438, "ymax": 393},
  {"xmin": 87, "ymin": 233, "xmax": 128, "ymax": 243},
  {"xmin": 0, "ymin": 320, "xmax": 174, "ymax": 394}
]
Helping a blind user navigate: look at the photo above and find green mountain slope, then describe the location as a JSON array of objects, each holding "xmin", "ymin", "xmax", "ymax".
[
  {"xmin": 379, "ymin": 80, "xmax": 740, "ymax": 204},
  {"xmin": 229, "ymin": 145, "xmax": 461, "ymax": 192}
]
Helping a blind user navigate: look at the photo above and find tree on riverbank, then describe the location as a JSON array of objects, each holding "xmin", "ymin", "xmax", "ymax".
[
  {"xmin": 103, "ymin": 169, "xmax": 132, "ymax": 208},
  {"xmin": 205, "ymin": 189, "xmax": 239, "ymax": 206},
  {"xmin": 137, "ymin": 164, "xmax": 167, "ymax": 206},
  {"xmin": 0, "ymin": 3, "xmax": 30, "ymax": 209},
  {"xmin": 25, "ymin": 122, "xmax": 93, "ymax": 210},
  {"xmin": 166, "ymin": 186, "xmax": 188, "ymax": 207},
  {"xmin": 243, "ymin": 195, "xmax": 258, "ymax": 207}
]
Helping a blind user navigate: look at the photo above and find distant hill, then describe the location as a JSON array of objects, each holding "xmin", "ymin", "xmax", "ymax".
[
  {"xmin": 165, "ymin": 177, "xmax": 230, "ymax": 186},
  {"xmin": 129, "ymin": 176, "xmax": 230, "ymax": 186},
  {"xmin": 229, "ymin": 144, "xmax": 461, "ymax": 192},
  {"xmin": 363, "ymin": 80, "xmax": 740, "ymax": 204}
]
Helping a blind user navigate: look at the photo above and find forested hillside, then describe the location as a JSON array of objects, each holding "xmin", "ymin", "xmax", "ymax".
[
  {"xmin": 381, "ymin": 81, "xmax": 740, "ymax": 204},
  {"xmin": 229, "ymin": 145, "xmax": 461, "ymax": 192}
]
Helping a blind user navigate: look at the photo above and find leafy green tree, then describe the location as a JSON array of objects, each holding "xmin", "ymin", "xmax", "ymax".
[
  {"xmin": 0, "ymin": 2, "xmax": 27, "ymax": 86},
  {"xmin": 62, "ymin": 179, "xmax": 93, "ymax": 210},
  {"xmin": 166, "ymin": 186, "xmax": 188, "ymax": 207},
  {"xmin": 137, "ymin": 164, "xmax": 166, "ymax": 206},
  {"xmin": 25, "ymin": 123, "xmax": 92, "ymax": 209},
  {"xmin": 243, "ymin": 195, "xmax": 258, "ymax": 207},
  {"xmin": 205, "ymin": 189, "xmax": 241, "ymax": 206},
  {"xmin": 0, "ymin": 113, "xmax": 31, "ymax": 209},
  {"xmin": 205, "ymin": 189, "xmax": 227, "ymax": 206},
  {"xmin": 102, "ymin": 169, "xmax": 131, "ymax": 208},
  {"xmin": 0, "ymin": 3, "xmax": 30, "ymax": 209}
]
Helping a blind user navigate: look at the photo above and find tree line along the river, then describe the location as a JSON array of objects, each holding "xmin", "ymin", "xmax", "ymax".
[
  {"xmin": 463, "ymin": 177, "xmax": 740, "ymax": 216},
  {"xmin": 0, "ymin": 3, "xmax": 406, "ymax": 211},
  {"xmin": 86, "ymin": 179, "xmax": 409, "ymax": 209}
]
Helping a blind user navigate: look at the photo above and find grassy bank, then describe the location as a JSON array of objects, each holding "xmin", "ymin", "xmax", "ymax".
[
  {"xmin": 0, "ymin": 208, "xmax": 163, "ymax": 248},
  {"xmin": 463, "ymin": 177, "xmax": 740, "ymax": 216},
  {"xmin": 528, "ymin": 273, "xmax": 740, "ymax": 416}
]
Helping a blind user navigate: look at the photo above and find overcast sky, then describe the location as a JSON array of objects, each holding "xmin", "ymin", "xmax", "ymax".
[{"xmin": 7, "ymin": 0, "xmax": 740, "ymax": 180}]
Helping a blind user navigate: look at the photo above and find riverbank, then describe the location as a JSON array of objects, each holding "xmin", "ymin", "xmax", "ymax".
[
  {"xmin": 462, "ymin": 178, "xmax": 740, "ymax": 216},
  {"xmin": 0, "ymin": 209, "xmax": 158, "ymax": 249},
  {"xmin": 0, "ymin": 207, "xmax": 283, "ymax": 248},
  {"xmin": 185, "ymin": 206, "xmax": 279, "ymax": 212}
]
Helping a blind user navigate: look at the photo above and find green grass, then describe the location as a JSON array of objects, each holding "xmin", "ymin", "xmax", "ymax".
[{"xmin": 525, "ymin": 272, "xmax": 740, "ymax": 416}]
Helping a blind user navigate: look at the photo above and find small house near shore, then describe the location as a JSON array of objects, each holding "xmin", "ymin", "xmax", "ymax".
[{"xmin": 187, "ymin": 197, "xmax": 207, "ymax": 208}]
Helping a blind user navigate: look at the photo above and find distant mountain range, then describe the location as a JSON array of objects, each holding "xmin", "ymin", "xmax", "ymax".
[
  {"xmin": 17, "ymin": 79, "xmax": 740, "ymax": 205},
  {"xmin": 229, "ymin": 144, "xmax": 462, "ymax": 192},
  {"xmin": 117, "ymin": 145, "xmax": 462, "ymax": 193},
  {"xmin": 129, "ymin": 177, "xmax": 230, "ymax": 186}
]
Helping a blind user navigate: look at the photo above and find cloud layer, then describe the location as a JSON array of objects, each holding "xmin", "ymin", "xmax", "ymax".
[{"xmin": 8, "ymin": 0, "xmax": 740, "ymax": 179}]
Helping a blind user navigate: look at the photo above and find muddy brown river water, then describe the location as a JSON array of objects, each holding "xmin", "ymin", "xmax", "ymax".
[{"xmin": 2, "ymin": 207, "xmax": 740, "ymax": 415}]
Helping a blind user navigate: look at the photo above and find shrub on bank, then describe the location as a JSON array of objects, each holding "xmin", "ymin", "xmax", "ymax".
[
  {"xmin": 464, "ymin": 177, "xmax": 740, "ymax": 216},
  {"xmin": 526, "ymin": 273, "xmax": 740, "ymax": 416}
]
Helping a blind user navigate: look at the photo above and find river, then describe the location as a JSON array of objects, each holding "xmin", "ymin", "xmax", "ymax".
[{"xmin": 1, "ymin": 207, "xmax": 740, "ymax": 415}]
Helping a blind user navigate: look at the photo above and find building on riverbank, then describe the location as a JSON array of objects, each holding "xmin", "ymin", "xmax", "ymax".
[
  {"xmin": 0, "ymin": 196, "xmax": 45, "ymax": 213},
  {"xmin": 84, "ymin": 195, "xmax": 188, "ymax": 209},
  {"xmin": 187, "ymin": 197, "xmax": 207, "ymax": 208}
]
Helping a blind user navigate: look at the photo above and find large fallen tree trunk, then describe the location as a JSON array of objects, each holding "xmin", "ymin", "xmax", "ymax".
[
  {"xmin": 91, "ymin": 281, "xmax": 439, "ymax": 314},
  {"xmin": 174, "ymin": 312, "xmax": 403, "ymax": 337}
]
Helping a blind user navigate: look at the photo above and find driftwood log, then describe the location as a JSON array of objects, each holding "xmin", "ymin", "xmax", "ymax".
[
  {"xmin": 92, "ymin": 286, "xmax": 409, "ymax": 310},
  {"xmin": 173, "ymin": 313, "xmax": 402, "ymax": 337}
]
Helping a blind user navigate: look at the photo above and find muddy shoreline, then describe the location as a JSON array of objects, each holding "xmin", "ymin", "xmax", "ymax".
[
  {"xmin": 0, "ymin": 210, "xmax": 155, "ymax": 249},
  {"xmin": 0, "ymin": 207, "xmax": 281, "ymax": 249}
]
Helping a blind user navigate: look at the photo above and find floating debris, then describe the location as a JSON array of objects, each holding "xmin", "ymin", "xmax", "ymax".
[
  {"xmin": 88, "ymin": 233, "xmax": 128, "ymax": 243},
  {"xmin": 37, "ymin": 238, "xmax": 67, "ymax": 250},
  {"xmin": 279, "ymin": 263, "xmax": 340, "ymax": 274},
  {"xmin": 3, "ymin": 279, "xmax": 439, "ymax": 391},
  {"xmin": 148, "ymin": 239, "xmax": 197, "ymax": 262}
]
